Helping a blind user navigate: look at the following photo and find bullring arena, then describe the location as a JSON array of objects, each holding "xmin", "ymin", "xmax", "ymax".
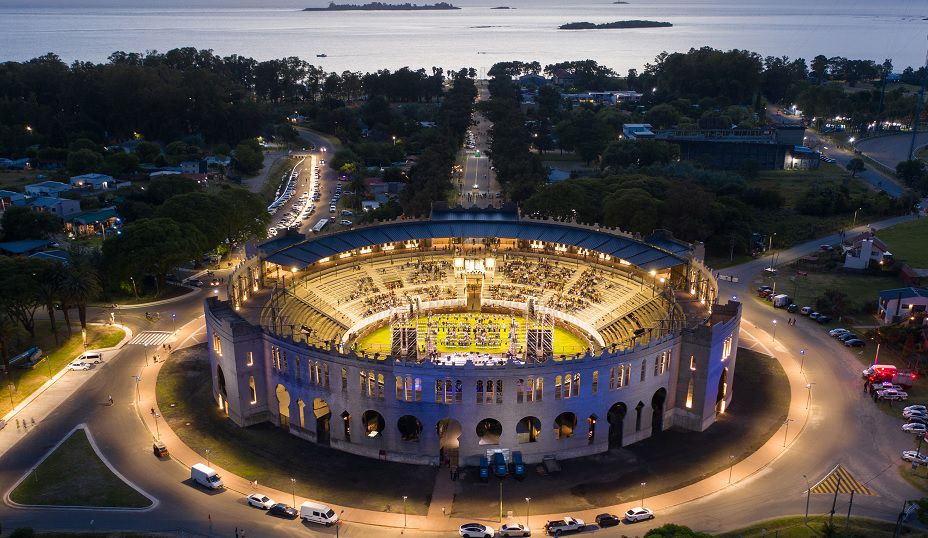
[{"xmin": 206, "ymin": 205, "xmax": 741, "ymax": 466}]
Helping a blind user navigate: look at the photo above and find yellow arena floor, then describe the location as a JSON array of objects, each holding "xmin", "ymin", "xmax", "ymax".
[{"xmin": 355, "ymin": 313, "xmax": 589, "ymax": 356}]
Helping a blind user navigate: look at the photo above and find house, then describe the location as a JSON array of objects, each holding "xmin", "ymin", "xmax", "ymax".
[
  {"xmin": 0, "ymin": 239, "xmax": 50, "ymax": 256},
  {"xmin": 878, "ymin": 287, "xmax": 928, "ymax": 325},
  {"xmin": 623, "ymin": 124, "xmax": 655, "ymax": 140},
  {"xmin": 205, "ymin": 155, "xmax": 232, "ymax": 168},
  {"xmin": 0, "ymin": 190, "xmax": 27, "ymax": 209},
  {"xmin": 551, "ymin": 69, "xmax": 575, "ymax": 87},
  {"xmin": 66, "ymin": 206, "xmax": 119, "ymax": 236},
  {"xmin": 24, "ymin": 180, "xmax": 71, "ymax": 198},
  {"xmin": 563, "ymin": 91, "xmax": 643, "ymax": 107},
  {"xmin": 70, "ymin": 172, "xmax": 115, "ymax": 190},
  {"xmin": 844, "ymin": 232, "xmax": 892, "ymax": 270},
  {"xmin": 0, "ymin": 158, "xmax": 31, "ymax": 170},
  {"xmin": 785, "ymin": 146, "xmax": 821, "ymax": 170},
  {"xmin": 30, "ymin": 249, "xmax": 70, "ymax": 264},
  {"xmin": 654, "ymin": 125, "xmax": 807, "ymax": 170},
  {"xmin": 29, "ymin": 196, "xmax": 81, "ymax": 219},
  {"xmin": 181, "ymin": 160, "xmax": 208, "ymax": 175},
  {"xmin": 517, "ymin": 73, "xmax": 549, "ymax": 88}
]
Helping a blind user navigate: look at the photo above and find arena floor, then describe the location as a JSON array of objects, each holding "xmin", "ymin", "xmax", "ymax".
[{"xmin": 355, "ymin": 313, "xmax": 589, "ymax": 356}]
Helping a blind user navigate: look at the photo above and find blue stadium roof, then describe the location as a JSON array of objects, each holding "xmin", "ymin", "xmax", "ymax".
[{"xmin": 262, "ymin": 213, "xmax": 688, "ymax": 271}]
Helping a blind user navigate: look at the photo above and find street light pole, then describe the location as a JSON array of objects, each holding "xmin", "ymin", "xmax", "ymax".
[
  {"xmin": 853, "ymin": 207, "xmax": 861, "ymax": 227},
  {"xmin": 153, "ymin": 412, "xmax": 161, "ymax": 440},
  {"xmin": 768, "ymin": 232, "xmax": 777, "ymax": 269},
  {"xmin": 728, "ymin": 455, "xmax": 735, "ymax": 483},
  {"xmin": 772, "ymin": 319, "xmax": 778, "ymax": 343},
  {"xmin": 132, "ymin": 374, "xmax": 141, "ymax": 402},
  {"xmin": 525, "ymin": 497, "xmax": 531, "ymax": 528},
  {"xmin": 640, "ymin": 481, "xmax": 646, "ymax": 506},
  {"xmin": 783, "ymin": 418, "xmax": 794, "ymax": 447},
  {"xmin": 806, "ymin": 383, "xmax": 815, "ymax": 410},
  {"xmin": 291, "ymin": 478, "xmax": 297, "ymax": 508},
  {"xmin": 803, "ymin": 474, "xmax": 811, "ymax": 522},
  {"xmin": 205, "ymin": 448, "xmax": 212, "ymax": 468},
  {"xmin": 799, "ymin": 348, "xmax": 807, "ymax": 373},
  {"xmin": 171, "ymin": 313, "xmax": 177, "ymax": 333},
  {"xmin": 403, "ymin": 495, "xmax": 408, "ymax": 528}
]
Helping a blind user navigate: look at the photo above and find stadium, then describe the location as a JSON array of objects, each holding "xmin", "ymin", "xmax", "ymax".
[{"xmin": 205, "ymin": 205, "xmax": 741, "ymax": 466}]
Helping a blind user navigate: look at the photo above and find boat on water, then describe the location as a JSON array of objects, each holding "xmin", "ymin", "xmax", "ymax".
[{"xmin": 316, "ymin": 53, "xmax": 328, "ymax": 58}]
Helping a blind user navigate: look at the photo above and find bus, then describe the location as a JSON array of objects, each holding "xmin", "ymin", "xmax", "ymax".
[{"xmin": 311, "ymin": 218, "xmax": 330, "ymax": 233}]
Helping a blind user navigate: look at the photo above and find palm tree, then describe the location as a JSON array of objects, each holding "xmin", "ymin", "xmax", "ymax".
[
  {"xmin": 34, "ymin": 259, "xmax": 66, "ymax": 344},
  {"xmin": 349, "ymin": 174, "xmax": 367, "ymax": 210}
]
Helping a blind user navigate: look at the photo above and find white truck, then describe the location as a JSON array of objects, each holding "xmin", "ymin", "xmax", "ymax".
[
  {"xmin": 772, "ymin": 294, "xmax": 792, "ymax": 308},
  {"xmin": 190, "ymin": 463, "xmax": 224, "ymax": 489},
  {"xmin": 544, "ymin": 516, "xmax": 584, "ymax": 535}
]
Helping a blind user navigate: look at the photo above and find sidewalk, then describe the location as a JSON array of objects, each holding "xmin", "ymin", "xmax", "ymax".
[{"xmin": 0, "ymin": 323, "xmax": 133, "ymax": 460}]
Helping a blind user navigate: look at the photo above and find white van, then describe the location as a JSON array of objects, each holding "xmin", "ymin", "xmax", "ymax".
[
  {"xmin": 300, "ymin": 501, "xmax": 338, "ymax": 525},
  {"xmin": 190, "ymin": 463, "xmax": 224, "ymax": 489},
  {"xmin": 79, "ymin": 352, "xmax": 103, "ymax": 364}
]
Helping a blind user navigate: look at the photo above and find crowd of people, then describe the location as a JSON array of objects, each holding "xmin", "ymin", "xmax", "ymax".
[
  {"xmin": 499, "ymin": 257, "xmax": 572, "ymax": 292},
  {"xmin": 429, "ymin": 313, "xmax": 514, "ymax": 350}
]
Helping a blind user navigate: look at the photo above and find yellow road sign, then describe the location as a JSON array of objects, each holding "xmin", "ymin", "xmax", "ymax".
[{"xmin": 809, "ymin": 465, "xmax": 875, "ymax": 496}]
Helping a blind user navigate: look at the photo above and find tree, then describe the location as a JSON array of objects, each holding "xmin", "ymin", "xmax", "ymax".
[
  {"xmin": 645, "ymin": 104, "xmax": 681, "ymax": 129},
  {"xmin": 66, "ymin": 148, "xmax": 104, "ymax": 175},
  {"xmin": 155, "ymin": 191, "xmax": 227, "ymax": 248},
  {"xmin": 102, "ymin": 218, "xmax": 207, "ymax": 296},
  {"xmin": 896, "ymin": 160, "xmax": 928, "ymax": 193},
  {"xmin": 846, "ymin": 157, "xmax": 865, "ymax": 177},
  {"xmin": 811, "ymin": 54, "xmax": 829, "ymax": 84},
  {"xmin": 214, "ymin": 187, "xmax": 271, "ymax": 245},
  {"xmin": 32, "ymin": 259, "xmax": 66, "ymax": 344},
  {"xmin": 816, "ymin": 289, "xmax": 850, "ymax": 319},
  {"xmin": 233, "ymin": 142, "xmax": 264, "ymax": 175},
  {"xmin": 738, "ymin": 159, "xmax": 760, "ymax": 180},
  {"xmin": 601, "ymin": 140, "xmax": 678, "ymax": 169},
  {"xmin": 58, "ymin": 252, "xmax": 102, "ymax": 331},
  {"xmin": 0, "ymin": 206, "xmax": 62, "ymax": 241},
  {"xmin": 134, "ymin": 141, "xmax": 161, "ymax": 163},
  {"xmin": 0, "ymin": 258, "xmax": 42, "ymax": 343}
]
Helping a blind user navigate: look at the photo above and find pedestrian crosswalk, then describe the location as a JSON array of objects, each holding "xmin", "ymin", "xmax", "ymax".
[
  {"xmin": 809, "ymin": 465, "xmax": 875, "ymax": 496},
  {"xmin": 129, "ymin": 331, "xmax": 174, "ymax": 347}
]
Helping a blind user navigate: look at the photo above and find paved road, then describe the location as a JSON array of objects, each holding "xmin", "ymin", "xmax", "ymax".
[
  {"xmin": 459, "ymin": 81, "xmax": 501, "ymax": 208},
  {"xmin": 856, "ymin": 132, "xmax": 928, "ymax": 170},
  {"xmin": 0, "ymin": 203, "xmax": 923, "ymax": 532}
]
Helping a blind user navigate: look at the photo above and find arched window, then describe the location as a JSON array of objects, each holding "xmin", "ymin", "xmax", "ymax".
[
  {"xmin": 341, "ymin": 367, "xmax": 348, "ymax": 392},
  {"xmin": 640, "ymin": 360, "xmax": 647, "ymax": 382},
  {"xmin": 517, "ymin": 379, "xmax": 525, "ymax": 403},
  {"xmin": 295, "ymin": 357, "xmax": 302, "ymax": 380},
  {"xmin": 535, "ymin": 377, "xmax": 544, "ymax": 401},
  {"xmin": 248, "ymin": 376, "xmax": 257, "ymax": 404},
  {"xmin": 496, "ymin": 379, "xmax": 503, "ymax": 403},
  {"xmin": 377, "ymin": 374, "xmax": 385, "ymax": 400},
  {"xmin": 592, "ymin": 371, "xmax": 599, "ymax": 394},
  {"xmin": 476, "ymin": 380, "xmax": 484, "ymax": 403},
  {"xmin": 563, "ymin": 374, "xmax": 571, "ymax": 399},
  {"xmin": 395, "ymin": 376, "xmax": 403, "ymax": 400},
  {"xmin": 455, "ymin": 379, "xmax": 462, "ymax": 403},
  {"xmin": 324, "ymin": 363, "xmax": 330, "ymax": 386},
  {"xmin": 405, "ymin": 375, "xmax": 413, "ymax": 401},
  {"xmin": 555, "ymin": 375, "xmax": 562, "ymax": 399},
  {"xmin": 414, "ymin": 378, "xmax": 422, "ymax": 401},
  {"xmin": 572, "ymin": 373, "xmax": 580, "ymax": 397}
]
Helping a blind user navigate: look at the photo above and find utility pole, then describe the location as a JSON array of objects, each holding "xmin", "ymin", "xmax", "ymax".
[
  {"xmin": 908, "ymin": 35, "xmax": 928, "ymax": 161},
  {"xmin": 829, "ymin": 475, "xmax": 843, "ymax": 526}
]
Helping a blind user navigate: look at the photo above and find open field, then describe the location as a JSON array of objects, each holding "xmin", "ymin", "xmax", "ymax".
[
  {"xmin": 878, "ymin": 218, "xmax": 928, "ymax": 268},
  {"xmin": 1, "ymin": 322, "xmax": 124, "ymax": 417},
  {"xmin": 157, "ymin": 345, "xmax": 437, "ymax": 515},
  {"xmin": 718, "ymin": 515, "xmax": 917, "ymax": 538},
  {"xmin": 9, "ymin": 428, "xmax": 151, "ymax": 508}
]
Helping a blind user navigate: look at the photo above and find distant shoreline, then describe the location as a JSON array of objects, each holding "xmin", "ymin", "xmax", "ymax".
[
  {"xmin": 303, "ymin": 2, "xmax": 460, "ymax": 11},
  {"xmin": 559, "ymin": 20, "xmax": 672, "ymax": 30}
]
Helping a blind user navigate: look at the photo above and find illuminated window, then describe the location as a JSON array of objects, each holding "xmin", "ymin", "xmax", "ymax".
[
  {"xmin": 414, "ymin": 378, "xmax": 422, "ymax": 401},
  {"xmin": 212, "ymin": 334, "xmax": 222, "ymax": 356},
  {"xmin": 592, "ymin": 371, "xmax": 599, "ymax": 394},
  {"xmin": 572, "ymin": 373, "xmax": 580, "ymax": 397},
  {"xmin": 246, "ymin": 351, "xmax": 253, "ymax": 366},
  {"xmin": 486, "ymin": 379, "xmax": 495, "ymax": 404},
  {"xmin": 405, "ymin": 375, "xmax": 413, "ymax": 401},
  {"xmin": 249, "ymin": 376, "xmax": 257, "ymax": 404},
  {"xmin": 563, "ymin": 373, "xmax": 571, "ymax": 399},
  {"xmin": 555, "ymin": 375, "xmax": 562, "ymax": 400},
  {"xmin": 535, "ymin": 377, "xmax": 543, "ymax": 401},
  {"xmin": 395, "ymin": 376, "xmax": 403, "ymax": 400},
  {"xmin": 609, "ymin": 368, "xmax": 616, "ymax": 390},
  {"xmin": 623, "ymin": 364, "xmax": 630, "ymax": 387},
  {"xmin": 685, "ymin": 376, "xmax": 695, "ymax": 409},
  {"xmin": 722, "ymin": 335, "xmax": 733, "ymax": 361},
  {"xmin": 690, "ymin": 355, "xmax": 696, "ymax": 371},
  {"xmin": 377, "ymin": 374, "xmax": 384, "ymax": 400},
  {"xmin": 640, "ymin": 360, "xmax": 647, "ymax": 382}
]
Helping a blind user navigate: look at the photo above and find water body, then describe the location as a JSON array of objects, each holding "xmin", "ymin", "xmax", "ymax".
[{"xmin": 1, "ymin": 0, "xmax": 926, "ymax": 73}]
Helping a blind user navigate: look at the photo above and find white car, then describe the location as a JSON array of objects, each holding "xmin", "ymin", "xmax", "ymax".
[
  {"xmin": 902, "ymin": 423, "xmax": 927, "ymax": 434},
  {"xmin": 340, "ymin": 220, "xmax": 353, "ymax": 226},
  {"xmin": 499, "ymin": 523, "xmax": 530, "ymax": 536},
  {"xmin": 829, "ymin": 328, "xmax": 850, "ymax": 337},
  {"xmin": 905, "ymin": 405, "xmax": 927, "ymax": 414},
  {"xmin": 459, "ymin": 523, "xmax": 495, "ymax": 537},
  {"xmin": 904, "ymin": 410, "xmax": 927, "ymax": 419},
  {"xmin": 903, "ymin": 451, "xmax": 928, "ymax": 465},
  {"xmin": 67, "ymin": 360, "xmax": 92, "ymax": 371},
  {"xmin": 624, "ymin": 506, "xmax": 655, "ymax": 522},
  {"xmin": 246, "ymin": 493, "xmax": 276, "ymax": 509},
  {"xmin": 79, "ymin": 352, "xmax": 103, "ymax": 364}
]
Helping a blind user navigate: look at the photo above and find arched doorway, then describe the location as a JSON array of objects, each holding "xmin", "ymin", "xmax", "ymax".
[
  {"xmin": 516, "ymin": 416, "xmax": 541, "ymax": 444},
  {"xmin": 275, "ymin": 384, "xmax": 290, "ymax": 428},
  {"xmin": 437, "ymin": 418, "xmax": 462, "ymax": 466},
  {"xmin": 587, "ymin": 414, "xmax": 598, "ymax": 444},
  {"xmin": 398, "ymin": 415, "xmax": 423, "ymax": 441},
  {"xmin": 216, "ymin": 365, "xmax": 228, "ymax": 414},
  {"xmin": 651, "ymin": 388, "xmax": 667, "ymax": 434},
  {"xmin": 607, "ymin": 402, "xmax": 627, "ymax": 449},
  {"xmin": 635, "ymin": 401, "xmax": 644, "ymax": 431},
  {"xmin": 361, "ymin": 410, "xmax": 385, "ymax": 438},
  {"xmin": 314, "ymin": 398, "xmax": 331, "ymax": 445},
  {"xmin": 554, "ymin": 412, "xmax": 577, "ymax": 440},
  {"xmin": 297, "ymin": 399, "xmax": 306, "ymax": 429},
  {"xmin": 716, "ymin": 367, "xmax": 729, "ymax": 414},
  {"xmin": 476, "ymin": 418, "xmax": 502, "ymax": 445}
]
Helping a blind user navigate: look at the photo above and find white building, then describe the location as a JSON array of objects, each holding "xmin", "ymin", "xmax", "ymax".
[
  {"xmin": 24, "ymin": 180, "xmax": 71, "ymax": 198},
  {"xmin": 70, "ymin": 173, "xmax": 114, "ymax": 190},
  {"xmin": 878, "ymin": 287, "xmax": 928, "ymax": 325},
  {"xmin": 623, "ymin": 124, "xmax": 655, "ymax": 140}
]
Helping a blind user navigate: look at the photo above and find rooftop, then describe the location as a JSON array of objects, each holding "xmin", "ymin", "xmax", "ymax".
[{"xmin": 879, "ymin": 287, "xmax": 928, "ymax": 301}]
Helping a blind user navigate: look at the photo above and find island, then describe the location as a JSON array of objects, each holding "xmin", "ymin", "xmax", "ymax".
[
  {"xmin": 490, "ymin": 6, "xmax": 512, "ymax": 9},
  {"xmin": 304, "ymin": 2, "xmax": 460, "ymax": 11},
  {"xmin": 612, "ymin": 1, "xmax": 629, "ymax": 4},
  {"xmin": 558, "ymin": 20, "xmax": 672, "ymax": 30}
]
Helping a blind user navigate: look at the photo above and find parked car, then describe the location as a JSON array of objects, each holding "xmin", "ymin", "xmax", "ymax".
[
  {"xmin": 829, "ymin": 328, "xmax": 851, "ymax": 337},
  {"xmin": 544, "ymin": 517, "xmax": 584, "ymax": 534},
  {"xmin": 268, "ymin": 503, "xmax": 298, "ymax": 519},
  {"xmin": 300, "ymin": 501, "xmax": 338, "ymax": 526},
  {"xmin": 493, "ymin": 452, "xmax": 508, "ymax": 478},
  {"xmin": 907, "ymin": 416, "xmax": 928, "ymax": 426},
  {"xmin": 499, "ymin": 523, "xmax": 531, "ymax": 536},
  {"xmin": 595, "ymin": 513, "xmax": 621, "ymax": 527},
  {"xmin": 184, "ymin": 278, "xmax": 203, "ymax": 287},
  {"xmin": 902, "ymin": 423, "xmax": 926, "ymax": 434},
  {"xmin": 800, "ymin": 306, "xmax": 813, "ymax": 316},
  {"xmin": 844, "ymin": 339, "xmax": 866, "ymax": 347},
  {"xmin": 903, "ymin": 409, "xmax": 927, "ymax": 419},
  {"xmin": 67, "ymin": 360, "xmax": 92, "ymax": 371},
  {"xmin": 903, "ymin": 451, "xmax": 928, "ymax": 466},
  {"xmin": 787, "ymin": 304, "xmax": 799, "ymax": 313},
  {"xmin": 79, "ymin": 352, "xmax": 103, "ymax": 364},
  {"xmin": 479, "ymin": 456, "xmax": 489, "ymax": 482},
  {"xmin": 339, "ymin": 219, "xmax": 353, "ymax": 226},
  {"xmin": 624, "ymin": 507, "xmax": 655, "ymax": 522},
  {"xmin": 512, "ymin": 451, "xmax": 525, "ymax": 480},
  {"xmin": 190, "ymin": 463, "xmax": 224, "ymax": 489},
  {"xmin": 460, "ymin": 523, "xmax": 495, "ymax": 537},
  {"xmin": 246, "ymin": 493, "xmax": 275, "ymax": 509},
  {"xmin": 905, "ymin": 405, "xmax": 928, "ymax": 414},
  {"xmin": 809, "ymin": 311, "xmax": 821, "ymax": 320}
]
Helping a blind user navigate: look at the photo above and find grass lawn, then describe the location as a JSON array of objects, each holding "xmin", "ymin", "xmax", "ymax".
[
  {"xmin": 95, "ymin": 283, "xmax": 190, "ymax": 306},
  {"xmin": 770, "ymin": 270, "xmax": 900, "ymax": 318},
  {"xmin": 157, "ymin": 345, "xmax": 437, "ymax": 515},
  {"xmin": 260, "ymin": 156, "xmax": 299, "ymax": 201},
  {"xmin": 1, "ymin": 322, "xmax": 124, "ymax": 417},
  {"xmin": 9, "ymin": 428, "xmax": 151, "ymax": 508},
  {"xmin": 717, "ymin": 515, "xmax": 914, "ymax": 538},
  {"xmin": 451, "ymin": 348, "xmax": 789, "ymax": 518},
  {"xmin": 0, "ymin": 169, "xmax": 43, "ymax": 191},
  {"xmin": 878, "ymin": 218, "xmax": 928, "ymax": 268}
]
